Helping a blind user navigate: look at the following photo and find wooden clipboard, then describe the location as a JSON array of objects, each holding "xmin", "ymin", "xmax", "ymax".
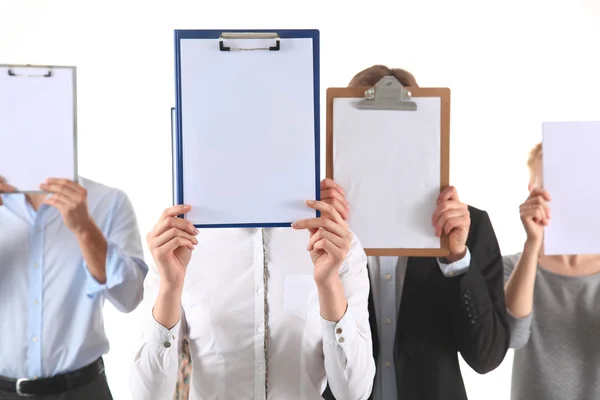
[{"xmin": 326, "ymin": 78, "xmax": 451, "ymax": 257}]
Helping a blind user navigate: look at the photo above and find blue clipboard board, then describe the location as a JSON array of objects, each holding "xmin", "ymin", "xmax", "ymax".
[
  {"xmin": 170, "ymin": 107, "xmax": 178, "ymax": 206},
  {"xmin": 174, "ymin": 29, "xmax": 320, "ymax": 228}
]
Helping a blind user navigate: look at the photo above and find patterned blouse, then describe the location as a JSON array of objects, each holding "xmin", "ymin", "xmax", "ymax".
[{"xmin": 174, "ymin": 339, "xmax": 192, "ymax": 400}]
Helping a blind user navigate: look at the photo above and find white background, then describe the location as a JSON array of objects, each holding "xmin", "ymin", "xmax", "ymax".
[{"xmin": 2, "ymin": 0, "xmax": 600, "ymax": 399}]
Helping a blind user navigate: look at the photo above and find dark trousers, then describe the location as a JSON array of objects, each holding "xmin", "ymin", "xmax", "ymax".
[{"xmin": 0, "ymin": 374, "xmax": 113, "ymax": 400}]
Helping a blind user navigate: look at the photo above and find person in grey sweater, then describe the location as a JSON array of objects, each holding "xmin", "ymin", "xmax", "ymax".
[{"xmin": 503, "ymin": 142, "xmax": 600, "ymax": 400}]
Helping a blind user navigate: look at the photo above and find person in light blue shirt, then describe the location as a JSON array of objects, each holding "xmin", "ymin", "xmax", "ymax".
[{"xmin": 0, "ymin": 176, "xmax": 148, "ymax": 400}]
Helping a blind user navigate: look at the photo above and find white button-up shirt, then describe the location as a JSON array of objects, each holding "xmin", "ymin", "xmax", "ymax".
[{"xmin": 130, "ymin": 228, "xmax": 375, "ymax": 400}]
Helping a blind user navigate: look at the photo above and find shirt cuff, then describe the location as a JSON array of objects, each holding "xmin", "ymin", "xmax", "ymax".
[
  {"xmin": 321, "ymin": 305, "xmax": 358, "ymax": 348},
  {"xmin": 83, "ymin": 242, "xmax": 137, "ymax": 297},
  {"xmin": 144, "ymin": 311, "xmax": 181, "ymax": 350},
  {"xmin": 437, "ymin": 247, "xmax": 472, "ymax": 277}
]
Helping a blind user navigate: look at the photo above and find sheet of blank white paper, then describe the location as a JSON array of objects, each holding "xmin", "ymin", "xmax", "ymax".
[
  {"xmin": 543, "ymin": 121, "xmax": 600, "ymax": 255},
  {"xmin": 0, "ymin": 66, "xmax": 76, "ymax": 192},
  {"xmin": 171, "ymin": 108, "xmax": 178, "ymax": 205},
  {"xmin": 333, "ymin": 97, "xmax": 441, "ymax": 249},
  {"xmin": 179, "ymin": 38, "xmax": 316, "ymax": 225}
]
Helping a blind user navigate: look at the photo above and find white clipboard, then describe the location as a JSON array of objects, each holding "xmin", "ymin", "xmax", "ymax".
[
  {"xmin": 0, "ymin": 64, "xmax": 77, "ymax": 193},
  {"xmin": 174, "ymin": 30, "xmax": 321, "ymax": 228}
]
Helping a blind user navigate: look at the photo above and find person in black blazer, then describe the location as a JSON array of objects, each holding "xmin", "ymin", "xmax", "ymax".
[{"xmin": 323, "ymin": 65, "xmax": 510, "ymax": 400}]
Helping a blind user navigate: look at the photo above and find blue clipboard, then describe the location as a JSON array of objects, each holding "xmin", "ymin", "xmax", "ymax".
[
  {"xmin": 170, "ymin": 107, "xmax": 178, "ymax": 206},
  {"xmin": 174, "ymin": 29, "xmax": 321, "ymax": 228}
]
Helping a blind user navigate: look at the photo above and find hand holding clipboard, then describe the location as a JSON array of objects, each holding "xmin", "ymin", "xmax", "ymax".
[{"xmin": 0, "ymin": 176, "xmax": 16, "ymax": 206}]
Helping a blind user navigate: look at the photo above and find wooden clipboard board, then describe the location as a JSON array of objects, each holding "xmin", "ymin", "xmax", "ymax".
[{"xmin": 326, "ymin": 78, "xmax": 451, "ymax": 257}]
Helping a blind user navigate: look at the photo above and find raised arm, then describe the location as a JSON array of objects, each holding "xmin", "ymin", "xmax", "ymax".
[
  {"xmin": 504, "ymin": 188, "xmax": 550, "ymax": 348},
  {"xmin": 40, "ymin": 179, "xmax": 148, "ymax": 312},
  {"xmin": 445, "ymin": 208, "xmax": 510, "ymax": 374},
  {"xmin": 130, "ymin": 205, "xmax": 198, "ymax": 399},
  {"xmin": 293, "ymin": 192, "xmax": 375, "ymax": 400}
]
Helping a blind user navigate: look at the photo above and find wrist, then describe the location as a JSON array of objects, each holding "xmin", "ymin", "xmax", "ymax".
[
  {"xmin": 159, "ymin": 281, "xmax": 184, "ymax": 296},
  {"xmin": 524, "ymin": 238, "xmax": 542, "ymax": 254},
  {"xmin": 315, "ymin": 275, "xmax": 342, "ymax": 293},
  {"xmin": 75, "ymin": 217, "xmax": 98, "ymax": 240},
  {"xmin": 316, "ymin": 277, "xmax": 346, "ymax": 323},
  {"xmin": 446, "ymin": 247, "xmax": 467, "ymax": 264},
  {"xmin": 153, "ymin": 286, "xmax": 183, "ymax": 330}
]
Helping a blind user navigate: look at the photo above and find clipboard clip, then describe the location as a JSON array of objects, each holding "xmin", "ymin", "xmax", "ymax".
[
  {"xmin": 7, "ymin": 65, "xmax": 53, "ymax": 78},
  {"xmin": 357, "ymin": 76, "xmax": 417, "ymax": 111},
  {"xmin": 219, "ymin": 32, "xmax": 280, "ymax": 51}
]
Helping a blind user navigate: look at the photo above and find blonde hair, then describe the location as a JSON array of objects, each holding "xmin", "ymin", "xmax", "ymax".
[{"xmin": 527, "ymin": 142, "xmax": 542, "ymax": 184}]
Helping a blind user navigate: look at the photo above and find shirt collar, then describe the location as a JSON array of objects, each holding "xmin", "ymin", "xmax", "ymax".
[
  {"xmin": 0, "ymin": 193, "xmax": 57, "ymax": 225},
  {"xmin": 1, "ymin": 193, "xmax": 33, "ymax": 223}
]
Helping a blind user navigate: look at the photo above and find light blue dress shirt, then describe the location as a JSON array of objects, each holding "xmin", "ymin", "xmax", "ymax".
[
  {"xmin": 0, "ymin": 178, "xmax": 148, "ymax": 379},
  {"xmin": 368, "ymin": 251, "xmax": 471, "ymax": 400}
]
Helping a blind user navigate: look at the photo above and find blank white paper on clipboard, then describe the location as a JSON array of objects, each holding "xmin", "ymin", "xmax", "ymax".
[
  {"xmin": 543, "ymin": 121, "xmax": 600, "ymax": 255},
  {"xmin": 0, "ymin": 65, "xmax": 77, "ymax": 192},
  {"xmin": 333, "ymin": 97, "xmax": 441, "ymax": 249},
  {"xmin": 177, "ymin": 34, "xmax": 318, "ymax": 227}
]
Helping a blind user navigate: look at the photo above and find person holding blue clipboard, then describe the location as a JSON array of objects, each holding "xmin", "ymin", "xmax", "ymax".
[{"xmin": 130, "ymin": 178, "xmax": 376, "ymax": 400}]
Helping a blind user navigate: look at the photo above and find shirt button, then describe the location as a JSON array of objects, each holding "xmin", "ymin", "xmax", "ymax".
[
  {"xmin": 385, "ymin": 274, "xmax": 392, "ymax": 281},
  {"xmin": 35, "ymin": 228, "xmax": 41, "ymax": 234},
  {"xmin": 33, "ymin": 263, "xmax": 40, "ymax": 269},
  {"xmin": 338, "ymin": 337, "xmax": 345, "ymax": 343},
  {"xmin": 256, "ymin": 288, "xmax": 263, "ymax": 295},
  {"xmin": 34, "ymin": 299, "xmax": 39, "ymax": 305},
  {"xmin": 163, "ymin": 341, "xmax": 171, "ymax": 348},
  {"xmin": 257, "ymin": 365, "xmax": 265, "ymax": 372},
  {"xmin": 386, "ymin": 318, "xmax": 392, "ymax": 324},
  {"xmin": 385, "ymin": 361, "xmax": 392, "ymax": 367},
  {"xmin": 257, "ymin": 326, "xmax": 264, "ymax": 333},
  {"xmin": 336, "ymin": 328, "xmax": 343, "ymax": 335},
  {"xmin": 32, "ymin": 337, "xmax": 38, "ymax": 343}
]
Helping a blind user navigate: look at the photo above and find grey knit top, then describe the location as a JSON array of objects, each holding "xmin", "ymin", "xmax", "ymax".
[{"xmin": 503, "ymin": 254, "xmax": 600, "ymax": 400}]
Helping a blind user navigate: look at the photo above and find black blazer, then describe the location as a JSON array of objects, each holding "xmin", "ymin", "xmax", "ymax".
[{"xmin": 323, "ymin": 206, "xmax": 510, "ymax": 400}]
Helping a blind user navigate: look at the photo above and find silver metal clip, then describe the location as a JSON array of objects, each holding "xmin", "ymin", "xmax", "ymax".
[
  {"xmin": 357, "ymin": 76, "xmax": 417, "ymax": 111},
  {"xmin": 219, "ymin": 32, "xmax": 280, "ymax": 51}
]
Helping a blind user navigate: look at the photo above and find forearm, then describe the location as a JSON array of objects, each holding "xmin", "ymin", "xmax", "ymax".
[
  {"xmin": 77, "ymin": 221, "xmax": 108, "ymax": 284},
  {"xmin": 130, "ymin": 311, "xmax": 181, "ymax": 400},
  {"xmin": 321, "ymin": 305, "xmax": 375, "ymax": 400},
  {"xmin": 153, "ymin": 284, "xmax": 183, "ymax": 330},
  {"xmin": 448, "ymin": 250, "xmax": 510, "ymax": 374},
  {"xmin": 504, "ymin": 241, "xmax": 540, "ymax": 318},
  {"xmin": 317, "ymin": 278, "xmax": 347, "ymax": 322}
]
